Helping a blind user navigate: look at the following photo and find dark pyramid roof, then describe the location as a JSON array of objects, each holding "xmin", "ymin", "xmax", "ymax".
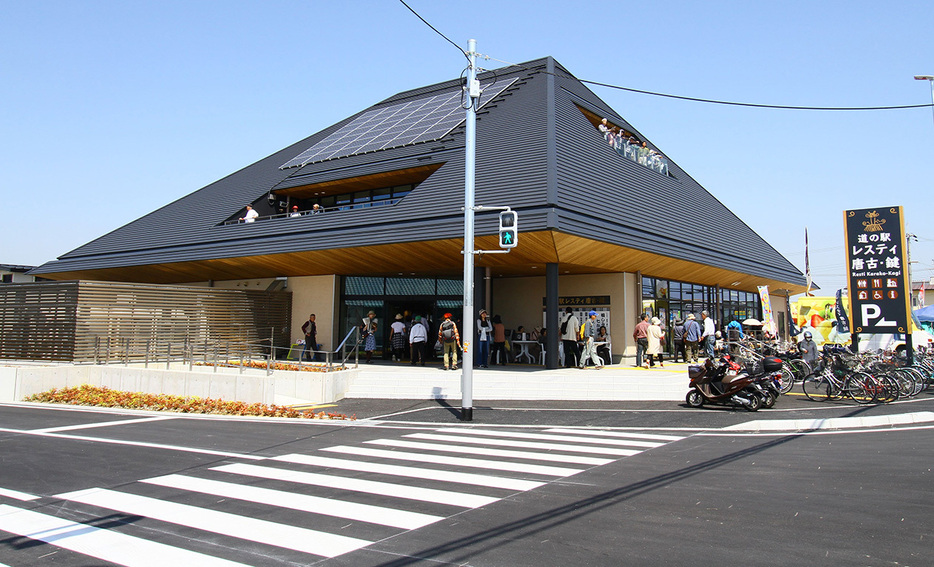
[{"xmin": 31, "ymin": 57, "xmax": 805, "ymax": 292}]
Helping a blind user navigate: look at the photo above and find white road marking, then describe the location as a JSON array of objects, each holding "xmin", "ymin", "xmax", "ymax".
[
  {"xmin": 0, "ymin": 427, "xmax": 264, "ymax": 460},
  {"xmin": 0, "ymin": 486, "xmax": 39, "ymax": 501},
  {"xmin": 433, "ymin": 428, "xmax": 666, "ymax": 448},
  {"xmin": 30, "ymin": 416, "xmax": 176, "ymax": 434},
  {"xmin": 141, "ymin": 473, "xmax": 443, "ymax": 530},
  {"xmin": 405, "ymin": 433, "xmax": 642, "ymax": 457},
  {"xmin": 322, "ymin": 445, "xmax": 585, "ymax": 477},
  {"xmin": 212, "ymin": 462, "xmax": 500, "ymax": 508},
  {"xmin": 365, "ymin": 438, "xmax": 615, "ymax": 466},
  {"xmin": 55, "ymin": 487, "xmax": 371, "ymax": 558},
  {"xmin": 722, "ymin": 411, "xmax": 934, "ymax": 432},
  {"xmin": 272, "ymin": 454, "xmax": 544, "ymax": 492},
  {"xmin": 543, "ymin": 428, "xmax": 685, "ymax": 441},
  {"xmin": 0, "ymin": 504, "xmax": 250, "ymax": 567}
]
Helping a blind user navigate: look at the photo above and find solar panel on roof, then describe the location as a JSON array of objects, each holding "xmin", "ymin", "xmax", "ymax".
[{"xmin": 280, "ymin": 77, "xmax": 518, "ymax": 169}]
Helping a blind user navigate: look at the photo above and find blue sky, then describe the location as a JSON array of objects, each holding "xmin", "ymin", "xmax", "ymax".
[{"xmin": 3, "ymin": 0, "xmax": 933, "ymax": 296}]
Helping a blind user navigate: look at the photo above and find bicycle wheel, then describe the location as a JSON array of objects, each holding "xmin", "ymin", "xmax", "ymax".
[
  {"xmin": 802, "ymin": 374, "xmax": 834, "ymax": 401},
  {"xmin": 784, "ymin": 359, "xmax": 811, "ymax": 394},
  {"xmin": 889, "ymin": 368, "xmax": 917, "ymax": 398},
  {"xmin": 870, "ymin": 373, "xmax": 899, "ymax": 403},
  {"xmin": 844, "ymin": 372, "xmax": 878, "ymax": 404}
]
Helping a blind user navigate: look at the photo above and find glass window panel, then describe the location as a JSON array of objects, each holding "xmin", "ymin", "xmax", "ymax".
[
  {"xmin": 353, "ymin": 191, "xmax": 371, "ymax": 203},
  {"xmin": 386, "ymin": 278, "xmax": 435, "ymax": 295},
  {"xmin": 372, "ymin": 188, "xmax": 391, "ymax": 201},
  {"xmin": 436, "ymin": 278, "xmax": 463, "ymax": 296},
  {"xmin": 344, "ymin": 277, "xmax": 384, "ymax": 295},
  {"xmin": 642, "ymin": 277, "xmax": 655, "ymax": 298}
]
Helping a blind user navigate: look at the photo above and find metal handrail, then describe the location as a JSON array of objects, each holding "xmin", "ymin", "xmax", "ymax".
[{"xmin": 87, "ymin": 329, "xmax": 360, "ymax": 375}]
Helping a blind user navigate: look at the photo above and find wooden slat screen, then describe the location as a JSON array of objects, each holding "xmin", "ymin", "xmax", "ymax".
[{"xmin": 0, "ymin": 281, "xmax": 291, "ymax": 362}]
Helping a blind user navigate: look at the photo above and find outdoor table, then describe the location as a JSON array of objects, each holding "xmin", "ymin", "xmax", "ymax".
[{"xmin": 512, "ymin": 340, "xmax": 538, "ymax": 364}]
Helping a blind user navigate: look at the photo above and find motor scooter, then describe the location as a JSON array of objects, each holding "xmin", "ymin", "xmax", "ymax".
[{"xmin": 685, "ymin": 355, "xmax": 764, "ymax": 411}]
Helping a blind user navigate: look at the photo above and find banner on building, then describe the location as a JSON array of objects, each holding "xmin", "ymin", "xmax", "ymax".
[
  {"xmin": 834, "ymin": 288, "xmax": 851, "ymax": 334},
  {"xmin": 844, "ymin": 206, "xmax": 911, "ymax": 334},
  {"xmin": 757, "ymin": 285, "xmax": 777, "ymax": 335}
]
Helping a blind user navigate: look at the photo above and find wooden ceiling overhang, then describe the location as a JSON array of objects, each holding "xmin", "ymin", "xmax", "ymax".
[{"xmin": 39, "ymin": 230, "xmax": 807, "ymax": 295}]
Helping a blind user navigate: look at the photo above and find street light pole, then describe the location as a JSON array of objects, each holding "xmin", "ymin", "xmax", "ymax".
[{"xmin": 915, "ymin": 75, "xmax": 934, "ymax": 128}]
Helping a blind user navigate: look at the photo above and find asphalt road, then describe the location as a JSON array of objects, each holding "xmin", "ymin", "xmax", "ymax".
[{"xmin": 0, "ymin": 393, "xmax": 932, "ymax": 566}]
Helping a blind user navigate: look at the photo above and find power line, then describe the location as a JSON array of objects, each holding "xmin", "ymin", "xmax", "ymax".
[
  {"xmin": 478, "ymin": 54, "xmax": 932, "ymax": 112},
  {"xmin": 398, "ymin": 0, "xmax": 470, "ymax": 64},
  {"xmin": 577, "ymin": 78, "xmax": 933, "ymax": 111}
]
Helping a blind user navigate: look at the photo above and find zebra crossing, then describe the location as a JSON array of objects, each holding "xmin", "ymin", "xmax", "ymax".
[{"xmin": 0, "ymin": 426, "xmax": 684, "ymax": 566}]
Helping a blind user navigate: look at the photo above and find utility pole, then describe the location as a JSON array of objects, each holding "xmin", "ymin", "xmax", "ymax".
[{"xmin": 461, "ymin": 39, "xmax": 479, "ymax": 422}]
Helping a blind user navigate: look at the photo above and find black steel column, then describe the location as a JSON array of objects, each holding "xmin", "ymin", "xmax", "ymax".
[{"xmin": 546, "ymin": 263, "xmax": 559, "ymax": 369}]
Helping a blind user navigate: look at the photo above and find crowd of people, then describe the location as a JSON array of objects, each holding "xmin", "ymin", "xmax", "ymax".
[{"xmin": 598, "ymin": 118, "xmax": 669, "ymax": 175}]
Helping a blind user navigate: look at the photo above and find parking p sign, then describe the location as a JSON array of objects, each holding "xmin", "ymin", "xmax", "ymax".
[{"xmin": 843, "ymin": 206, "xmax": 911, "ymax": 334}]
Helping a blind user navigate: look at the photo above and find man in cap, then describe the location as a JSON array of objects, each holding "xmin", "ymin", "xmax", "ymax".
[
  {"xmin": 290, "ymin": 205, "xmax": 301, "ymax": 218},
  {"xmin": 438, "ymin": 313, "xmax": 461, "ymax": 370},
  {"xmin": 683, "ymin": 313, "xmax": 702, "ymax": 363},
  {"xmin": 578, "ymin": 310, "xmax": 604, "ymax": 369}
]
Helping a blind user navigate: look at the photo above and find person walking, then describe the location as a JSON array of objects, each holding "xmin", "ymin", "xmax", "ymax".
[
  {"xmin": 560, "ymin": 307, "xmax": 580, "ymax": 368},
  {"xmin": 390, "ymin": 313, "xmax": 406, "ymax": 361},
  {"xmin": 646, "ymin": 317, "xmax": 665, "ymax": 367},
  {"xmin": 579, "ymin": 311, "xmax": 604, "ymax": 369},
  {"xmin": 301, "ymin": 314, "xmax": 317, "ymax": 362},
  {"xmin": 491, "ymin": 314, "xmax": 508, "ymax": 365},
  {"xmin": 701, "ymin": 310, "xmax": 716, "ymax": 360},
  {"xmin": 798, "ymin": 330, "xmax": 819, "ymax": 374},
  {"xmin": 683, "ymin": 313, "xmax": 702, "ymax": 363},
  {"xmin": 672, "ymin": 318, "xmax": 686, "ymax": 363},
  {"xmin": 438, "ymin": 313, "xmax": 461, "ymax": 370},
  {"xmin": 409, "ymin": 315, "xmax": 427, "ymax": 366},
  {"xmin": 476, "ymin": 309, "xmax": 492, "ymax": 368},
  {"xmin": 362, "ymin": 310, "xmax": 378, "ymax": 363},
  {"xmin": 633, "ymin": 313, "xmax": 650, "ymax": 368}
]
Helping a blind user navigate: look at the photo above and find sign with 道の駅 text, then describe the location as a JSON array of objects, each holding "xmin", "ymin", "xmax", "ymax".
[{"xmin": 843, "ymin": 206, "xmax": 911, "ymax": 334}]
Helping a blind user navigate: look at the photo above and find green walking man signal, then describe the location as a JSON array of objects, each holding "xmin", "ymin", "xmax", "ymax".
[{"xmin": 498, "ymin": 210, "xmax": 518, "ymax": 249}]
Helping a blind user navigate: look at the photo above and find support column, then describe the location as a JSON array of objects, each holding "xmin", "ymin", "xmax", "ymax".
[{"xmin": 546, "ymin": 263, "xmax": 559, "ymax": 369}]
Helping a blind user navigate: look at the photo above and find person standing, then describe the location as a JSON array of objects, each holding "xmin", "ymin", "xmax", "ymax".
[
  {"xmin": 560, "ymin": 307, "xmax": 580, "ymax": 368},
  {"xmin": 476, "ymin": 309, "xmax": 492, "ymax": 368},
  {"xmin": 672, "ymin": 318, "xmax": 686, "ymax": 363},
  {"xmin": 579, "ymin": 311, "xmax": 604, "ymax": 369},
  {"xmin": 362, "ymin": 310, "xmax": 378, "ymax": 363},
  {"xmin": 701, "ymin": 310, "xmax": 716, "ymax": 360},
  {"xmin": 438, "ymin": 313, "xmax": 461, "ymax": 370},
  {"xmin": 409, "ymin": 315, "xmax": 427, "ymax": 366},
  {"xmin": 491, "ymin": 314, "xmax": 508, "ymax": 365},
  {"xmin": 646, "ymin": 317, "xmax": 665, "ymax": 368},
  {"xmin": 240, "ymin": 204, "xmax": 259, "ymax": 223},
  {"xmin": 683, "ymin": 313, "xmax": 702, "ymax": 363},
  {"xmin": 301, "ymin": 314, "xmax": 317, "ymax": 362},
  {"xmin": 633, "ymin": 313, "xmax": 650, "ymax": 368},
  {"xmin": 798, "ymin": 330, "xmax": 819, "ymax": 374},
  {"xmin": 390, "ymin": 314, "xmax": 406, "ymax": 361}
]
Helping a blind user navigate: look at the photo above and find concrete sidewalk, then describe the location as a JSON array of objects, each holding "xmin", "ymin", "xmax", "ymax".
[{"xmin": 346, "ymin": 360, "xmax": 692, "ymax": 401}]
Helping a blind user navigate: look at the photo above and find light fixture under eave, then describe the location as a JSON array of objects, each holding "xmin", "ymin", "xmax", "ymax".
[{"xmin": 731, "ymin": 281, "xmax": 741, "ymax": 286}]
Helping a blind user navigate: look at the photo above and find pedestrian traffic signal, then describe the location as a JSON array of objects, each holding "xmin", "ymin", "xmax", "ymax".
[{"xmin": 498, "ymin": 211, "xmax": 517, "ymax": 249}]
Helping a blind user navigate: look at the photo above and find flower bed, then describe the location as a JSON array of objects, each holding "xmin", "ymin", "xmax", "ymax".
[{"xmin": 24, "ymin": 384, "xmax": 353, "ymax": 420}]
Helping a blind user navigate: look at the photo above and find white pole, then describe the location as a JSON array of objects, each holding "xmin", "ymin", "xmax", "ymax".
[{"xmin": 461, "ymin": 39, "xmax": 478, "ymax": 421}]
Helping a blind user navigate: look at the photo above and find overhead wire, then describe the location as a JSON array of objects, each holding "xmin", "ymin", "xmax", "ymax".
[
  {"xmin": 397, "ymin": 0, "xmax": 470, "ymax": 64},
  {"xmin": 476, "ymin": 54, "xmax": 932, "ymax": 112}
]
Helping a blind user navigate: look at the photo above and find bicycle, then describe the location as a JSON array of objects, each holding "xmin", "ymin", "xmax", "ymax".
[{"xmin": 801, "ymin": 353, "xmax": 879, "ymax": 404}]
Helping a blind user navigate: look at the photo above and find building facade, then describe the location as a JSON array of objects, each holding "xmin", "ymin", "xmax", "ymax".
[{"xmin": 30, "ymin": 57, "xmax": 806, "ymax": 366}]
